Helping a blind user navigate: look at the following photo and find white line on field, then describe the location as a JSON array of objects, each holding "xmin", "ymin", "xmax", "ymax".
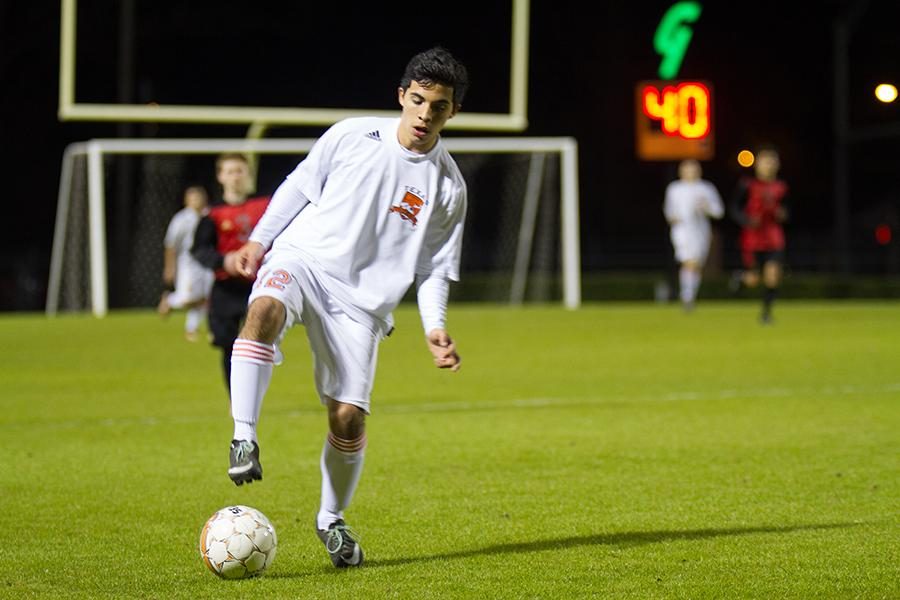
[
  {"xmin": 3, "ymin": 382, "xmax": 898, "ymax": 430},
  {"xmin": 370, "ymin": 382, "xmax": 900, "ymax": 415}
]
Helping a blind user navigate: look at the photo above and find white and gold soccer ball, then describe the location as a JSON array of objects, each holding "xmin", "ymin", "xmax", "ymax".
[{"xmin": 199, "ymin": 505, "xmax": 277, "ymax": 579}]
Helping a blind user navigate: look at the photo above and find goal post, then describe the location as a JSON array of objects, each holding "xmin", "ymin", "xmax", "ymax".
[{"xmin": 48, "ymin": 137, "xmax": 580, "ymax": 317}]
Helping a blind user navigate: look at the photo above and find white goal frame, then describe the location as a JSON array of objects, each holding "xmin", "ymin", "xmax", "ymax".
[{"xmin": 48, "ymin": 137, "xmax": 581, "ymax": 317}]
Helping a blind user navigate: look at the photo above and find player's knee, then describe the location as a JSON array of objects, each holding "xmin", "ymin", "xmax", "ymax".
[
  {"xmin": 327, "ymin": 399, "xmax": 365, "ymax": 439},
  {"xmin": 241, "ymin": 297, "xmax": 285, "ymax": 342}
]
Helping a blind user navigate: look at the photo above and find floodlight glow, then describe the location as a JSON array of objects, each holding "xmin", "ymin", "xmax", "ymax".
[{"xmin": 875, "ymin": 83, "xmax": 898, "ymax": 103}]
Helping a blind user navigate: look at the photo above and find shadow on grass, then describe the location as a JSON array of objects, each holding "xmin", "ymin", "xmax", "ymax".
[{"xmin": 362, "ymin": 521, "xmax": 859, "ymax": 569}]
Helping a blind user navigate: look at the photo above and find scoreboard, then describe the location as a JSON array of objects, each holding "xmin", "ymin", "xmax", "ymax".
[{"xmin": 635, "ymin": 80, "xmax": 714, "ymax": 161}]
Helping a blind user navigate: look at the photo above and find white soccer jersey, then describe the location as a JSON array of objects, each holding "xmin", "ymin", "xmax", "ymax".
[
  {"xmin": 263, "ymin": 117, "xmax": 467, "ymax": 330},
  {"xmin": 664, "ymin": 179, "xmax": 723, "ymax": 263},
  {"xmin": 164, "ymin": 207, "xmax": 214, "ymax": 305}
]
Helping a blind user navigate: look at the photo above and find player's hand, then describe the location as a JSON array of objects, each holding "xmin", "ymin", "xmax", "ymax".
[
  {"xmin": 224, "ymin": 242, "xmax": 265, "ymax": 280},
  {"xmin": 426, "ymin": 328, "xmax": 461, "ymax": 372},
  {"xmin": 774, "ymin": 206, "xmax": 787, "ymax": 223}
]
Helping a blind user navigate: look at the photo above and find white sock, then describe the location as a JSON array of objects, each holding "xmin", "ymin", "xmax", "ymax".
[
  {"xmin": 185, "ymin": 307, "xmax": 203, "ymax": 333},
  {"xmin": 680, "ymin": 268, "xmax": 701, "ymax": 303},
  {"xmin": 230, "ymin": 339, "xmax": 275, "ymax": 443},
  {"xmin": 317, "ymin": 432, "xmax": 367, "ymax": 530}
]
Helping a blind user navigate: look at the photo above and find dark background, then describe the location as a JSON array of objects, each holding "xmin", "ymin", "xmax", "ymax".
[{"xmin": 2, "ymin": 0, "xmax": 899, "ymax": 310}]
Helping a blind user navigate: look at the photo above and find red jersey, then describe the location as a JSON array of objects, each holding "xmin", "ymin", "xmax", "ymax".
[
  {"xmin": 207, "ymin": 196, "xmax": 270, "ymax": 280},
  {"xmin": 735, "ymin": 177, "xmax": 788, "ymax": 253}
]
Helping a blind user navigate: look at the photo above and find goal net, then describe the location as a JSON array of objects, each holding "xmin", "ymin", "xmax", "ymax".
[{"xmin": 48, "ymin": 138, "xmax": 580, "ymax": 316}]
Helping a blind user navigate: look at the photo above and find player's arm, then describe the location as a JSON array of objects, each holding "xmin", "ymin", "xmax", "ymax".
[
  {"xmin": 776, "ymin": 188, "xmax": 790, "ymax": 223},
  {"xmin": 416, "ymin": 274, "xmax": 461, "ymax": 371},
  {"xmin": 729, "ymin": 178, "xmax": 753, "ymax": 227},
  {"xmin": 705, "ymin": 182, "xmax": 725, "ymax": 220},
  {"xmin": 225, "ymin": 180, "xmax": 312, "ymax": 279},
  {"xmin": 663, "ymin": 185, "xmax": 679, "ymax": 225},
  {"xmin": 190, "ymin": 216, "xmax": 224, "ymax": 271},
  {"xmin": 162, "ymin": 246, "xmax": 177, "ymax": 287}
]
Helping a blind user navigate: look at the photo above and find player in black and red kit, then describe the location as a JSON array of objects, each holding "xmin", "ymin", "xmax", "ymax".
[
  {"xmin": 191, "ymin": 153, "xmax": 270, "ymax": 391},
  {"xmin": 729, "ymin": 145, "xmax": 789, "ymax": 324}
]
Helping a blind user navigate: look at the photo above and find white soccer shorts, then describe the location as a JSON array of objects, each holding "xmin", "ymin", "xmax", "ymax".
[
  {"xmin": 670, "ymin": 227, "xmax": 711, "ymax": 265},
  {"xmin": 249, "ymin": 254, "xmax": 382, "ymax": 414},
  {"xmin": 167, "ymin": 265, "xmax": 214, "ymax": 308}
]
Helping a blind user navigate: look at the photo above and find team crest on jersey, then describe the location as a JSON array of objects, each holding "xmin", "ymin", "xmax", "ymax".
[{"xmin": 389, "ymin": 187, "xmax": 426, "ymax": 226}]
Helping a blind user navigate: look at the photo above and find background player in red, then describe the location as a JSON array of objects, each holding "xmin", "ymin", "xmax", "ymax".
[
  {"xmin": 191, "ymin": 153, "xmax": 270, "ymax": 391},
  {"xmin": 729, "ymin": 145, "xmax": 789, "ymax": 324}
]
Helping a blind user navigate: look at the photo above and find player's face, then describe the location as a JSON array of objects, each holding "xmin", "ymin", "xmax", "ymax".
[
  {"xmin": 217, "ymin": 159, "xmax": 252, "ymax": 201},
  {"xmin": 755, "ymin": 151, "xmax": 780, "ymax": 181},
  {"xmin": 678, "ymin": 160, "xmax": 701, "ymax": 181},
  {"xmin": 185, "ymin": 189, "xmax": 208, "ymax": 211},
  {"xmin": 397, "ymin": 80, "xmax": 459, "ymax": 153}
]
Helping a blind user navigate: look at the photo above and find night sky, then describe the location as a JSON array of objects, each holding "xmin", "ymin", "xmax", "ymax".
[{"xmin": 2, "ymin": 0, "xmax": 899, "ymax": 310}]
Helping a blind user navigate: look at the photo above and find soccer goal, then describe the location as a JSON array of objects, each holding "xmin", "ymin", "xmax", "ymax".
[{"xmin": 48, "ymin": 137, "xmax": 580, "ymax": 317}]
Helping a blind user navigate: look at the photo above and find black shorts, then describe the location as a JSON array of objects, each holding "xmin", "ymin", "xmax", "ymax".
[
  {"xmin": 743, "ymin": 249, "xmax": 785, "ymax": 270},
  {"xmin": 208, "ymin": 279, "xmax": 253, "ymax": 349}
]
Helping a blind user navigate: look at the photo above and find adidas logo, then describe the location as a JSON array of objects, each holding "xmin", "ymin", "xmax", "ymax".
[{"xmin": 365, "ymin": 130, "xmax": 381, "ymax": 142}]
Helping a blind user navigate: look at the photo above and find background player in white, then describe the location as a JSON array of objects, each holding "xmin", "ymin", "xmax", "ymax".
[
  {"xmin": 158, "ymin": 185, "xmax": 214, "ymax": 341},
  {"xmin": 220, "ymin": 46, "xmax": 469, "ymax": 569},
  {"xmin": 663, "ymin": 159, "xmax": 724, "ymax": 311}
]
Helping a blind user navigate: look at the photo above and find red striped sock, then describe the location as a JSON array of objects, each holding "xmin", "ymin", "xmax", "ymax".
[
  {"xmin": 327, "ymin": 432, "xmax": 367, "ymax": 454},
  {"xmin": 232, "ymin": 339, "xmax": 275, "ymax": 365}
]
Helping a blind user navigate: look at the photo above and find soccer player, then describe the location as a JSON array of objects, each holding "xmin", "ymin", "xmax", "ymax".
[
  {"xmin": 663, "ymin": 159, "xmax": 724, "ymax": 311},
  {"xmin": 191, "ymin": 153, "xmax": 270, "ymax": 389},
  {"xmin": 222, "ymin": 46, "xmax": 469, "ymax": 569},
  {"xmin": 158, "ymin": 185, "xmax": 215, "ymax": 341},
  {"xmin": 729, "ymin": 145, "xmax": 789, "ymax": 324}
]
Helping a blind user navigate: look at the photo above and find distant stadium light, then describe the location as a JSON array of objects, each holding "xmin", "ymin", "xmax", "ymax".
[
  {"xmin": 737, "ymin": 149, "xmax": 755, "ymax": 167},
  {"xmin": 874, "ymin": 83, "xmax": 897, "ymax": 103}
]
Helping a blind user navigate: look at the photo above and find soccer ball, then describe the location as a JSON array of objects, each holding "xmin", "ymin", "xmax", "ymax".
[{"xmin": 199, "ymin": 505, "xmax": 277, "ymax": 579}]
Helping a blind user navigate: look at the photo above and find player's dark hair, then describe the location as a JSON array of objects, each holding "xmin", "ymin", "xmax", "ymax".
[
  {"xmin": 400, "ymin": 46, "xmax": 469, "ymax": 106},
  {"xmin": 756, "ymin": 143, "xmax": 780, "ymax": 158},
  {"xmin": 184, "ymin": 184, "xmax": 207, "ymax": 196}
]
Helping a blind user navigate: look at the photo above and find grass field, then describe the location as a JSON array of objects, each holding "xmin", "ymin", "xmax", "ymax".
[{"xmin": 2, "ymin": 300, "xmax": 898, "ymax": 599}]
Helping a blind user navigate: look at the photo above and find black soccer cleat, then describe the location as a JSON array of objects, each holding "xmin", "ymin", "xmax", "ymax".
[
  {"xmin": 228, "ymin": 439, "xmax": 262, "ymax": 485},
  {"xmin": 316, "ymin": 519, "xmax": 364, "ymax": 568}
]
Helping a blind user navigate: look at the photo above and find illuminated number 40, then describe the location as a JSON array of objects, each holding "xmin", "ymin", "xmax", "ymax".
[{"xmin": 642, "ymin": 82, "xmax": 710, "ymax": 139}]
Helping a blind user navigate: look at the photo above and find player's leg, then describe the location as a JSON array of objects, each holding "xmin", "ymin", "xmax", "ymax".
[
  {"xmin": 315, "ymin": 398, "xmax": 367, "ymax": 567},
  {"xmin": 679, "ymin": 259, "xmax": 701, "ymax": 310},
  {"xmin": 184, "ymin": 299, "xmax": 206, "ymax": 341},
  {"xmin": 208, "ymin": 283, "xmax": 252, "ymax": 393},
  {"xmin": 741, "ymin": 249, "xmax": 760, "ymax": 289},
  {"xmin": 307, "ymin": 306, "xmax": 379, "ymax": 568},
  {"xmin": 731, "ymin": 247, "xmax": 757, "ymax": 293},
  {"xmin": 180, "ymin": 272, "xmax": 211, "ymax": 340},
  {"xmin": 227, "ymin": 260, "xmax": 304, "ymax": 485},
  {"xmin": 760, "ymin": 253, "xmax": 783, "ymax": 324},
  {"xmin": 227, "ymin": 295, "xmax": 286, "ymax": 485},
  {"xmin": 157, "ymin": 291, "xmax": 172, "ymax": 316}
]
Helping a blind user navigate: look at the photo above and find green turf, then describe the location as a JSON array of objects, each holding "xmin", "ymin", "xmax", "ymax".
[{"xmin": 1, "ymin": 300, "xmax": 898, "ymax": 599}]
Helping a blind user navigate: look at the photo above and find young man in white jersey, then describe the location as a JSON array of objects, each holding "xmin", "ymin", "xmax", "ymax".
[
  {"xmin": 158, "ymin": 185, "xmax": 215, "ymax": 341},
  {"xmin": 220, "ymin": 46, "xmax": 469, "ymax": 568},
  {"xmin": 663, "ymin": 159, "xmax": 724, "ymax": 311}
]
